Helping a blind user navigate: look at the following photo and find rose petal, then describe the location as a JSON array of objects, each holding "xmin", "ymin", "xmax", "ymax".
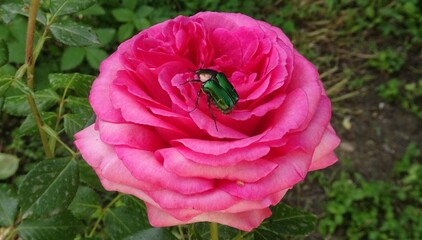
[
  {"xmin": 174, "ymin": 144, "xmax": 271, "ymax": 166},
  {"xmin": 146, "ymin": 203, "xmax": 272, "ymax": 232},
  {"xmin": 74, "ymin": 125, "xmax": 158, "ymax": 192},
  {"xmin": 75, "ymin": 124, "xmax": 110, "ymax": 169},
  {"xmin": 287, "ymin": 52, "xmax": 323, "ymax": 127},
  {"xmin": 89, "ymin": 53, "xmax": 125, "ymax": 123},
  {"xmin": 220, "ymin": 150, "xmax": 311, "ymax": 200},
  {"xmin": 172, "ymin": 131, "xmax": 267, "ymax": 155},
  {"xmin": 309, "ymin": 125, "xmax": 340, "ymax": 171},
  {"xmin": 97, "ymin": 120, "xmax": 167, "ymax": 150},
  {"xmin": 189, "ymin": 109, "xmax": 249, "ymax": 139},
  {"xmin": 281, "ymin": 96, "xmax": 332, "ymax": 153},
  {"xmin": 225, "ymin": 189, "xmax": 288, "ymax": 213},
  {"xmin": 115, "ymin": 146, "xmax": 214, "ymax": 195},
  {"xmin": 259, "ymin": 88, "xmax": 309, "ymax": 141},
  {"xmin": 146, "ymin": 188, "xmax": 238, "ymax": 211},
  {"xmin": 110, "ymin": 84, "xmax": 185, "ymax": 135},
  {"xmin": 160, "ymin": 148, "xmax": 277, "ymax": 181}
]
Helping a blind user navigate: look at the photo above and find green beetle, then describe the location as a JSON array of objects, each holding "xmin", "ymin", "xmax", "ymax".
[{"xmin": 184, "ymin": 69, "xmax": 239, "ymax": 130}]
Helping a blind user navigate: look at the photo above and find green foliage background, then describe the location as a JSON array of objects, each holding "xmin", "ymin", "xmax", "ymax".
[{"xmin": 0, "ymin": 0, "xmax": 421, "ymax": 239}]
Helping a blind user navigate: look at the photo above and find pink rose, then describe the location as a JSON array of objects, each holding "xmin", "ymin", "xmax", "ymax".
[{"xmin": 74, "ymin": 12, "xmax": 340, "ymax": 231}]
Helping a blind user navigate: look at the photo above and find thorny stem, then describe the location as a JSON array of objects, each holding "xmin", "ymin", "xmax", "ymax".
[{"xmin": 25, "ymin": 0, "xmax": 52, "ymax": 158}]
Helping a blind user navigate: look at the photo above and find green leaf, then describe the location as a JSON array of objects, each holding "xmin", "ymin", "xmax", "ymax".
[
  {"xmin": 85, "ymin": 47, "xmax": 108, "ymax": 69},
  {"xmin": 112, "ymin": 8, "xmax": 135, "ymax": 22},
  {"xmin": 49, "ymin": 73, "xmax": 95, "ymax": 97},
  {"xmin": 117, "ymin": 23, "xmax": 135, "ymax": 42},
  {"xmin": 117, "ymin": 196, "xmax": 176, "ymax": 240},
  {"xmin": 61, "ymin": 47, "xmax": 85, "ymax": 70},
  {"xmin": 65, "ymin": 96, "xmax": 92, "ymax": 115},
  {"xmin": 1, "ymin": 3, "xmax": 47, "ymax": 24},
  {"xmin": 0, "ymin": 184, "xmax": 18, "ymax": 227},
  {"xmin": 124, "ymin": 228, "xmax": 175, "ymax": 240},
  {"xmin": 104, "ymin": 206, "xmax": 151, "ymax": 240},
  {"xmin": 120, "ymin": 195, "xmax": 148, "ymax": 221},
  {"xmin": 78, "ymin": 160, "xmax": 104, "ymax": 191},
  {"xmin": 64, "ymin": 113, "xmax": 91, "ymax": 137},
  {"xmin": 3, "ymin": 94, "xmax": 30, "ymax": 116},
  {"xmin": 79, "ymin": 3, "xmax": 105, "ymax": 16},
  {"xmin": 18, "ymin": 158, "xmax": 79, "ymax": 218},
  {"xmin": 50, "ymin": 0, "xmax": 96, "ymax": 16},
  {"xmin": 254, "ymin": 203, "xmax": 317, "ymax": 239},
  {"xmin": 17, "ymin": 210, "xmax": 83, "ymax": 240},
  {"xmin": 19, "ymin": 112, "xmax": 57, "ymax": 136},
  {"xmin": 0, "ymin": 5, "xmax": 15, "ymax": 23},
  {"xmin": 6, "ymin": 17, "xmax": 27, "ymax": 64},
  {"xmin": 50, "ymin": 21, "xmax": 100, "ymax": 47},
  {"xmin": 0, "ymin": 153, "xmax": 20, "ymax": 180},
  {"xmin": 0, "ymin": 65, "xmax": 16, "ymax": 77},
  {"xmin": 96, "ymin": 28, "xmax": 116, "ymax": 45},
  {"xmin": 3, "ymin": 89, "xmax": 60, "ymax": 116},
  {"xmin": 69, "ymin": 186, "xmax": 100, "ymax": 220},
  {"xmin": 0, "ymin": 75, "xmax": 14, "ymax": 96},
  {"xmin": 136, "ymin": 5, "xmax": 154, "ymax": 17},
  {"xmin": 0, "ymin": 25, "xmax": 10, "ymax": 40},
  {"xmin": 122, "ymin": 0, "xmax": 138, "ymax": 10},
  {"xmin": 0, "ymin": 39, "xmax": 8, "ymax": 67},
  {"xmin": 134, "ymin": 18, "xmax": 151, "ymax": 30}
]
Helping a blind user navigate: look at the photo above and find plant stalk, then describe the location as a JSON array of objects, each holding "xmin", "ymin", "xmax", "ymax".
[
  {"xmin": 210, "ymin": 222, "xmax": 219, "ymax": 240},
  {"xmin": 25, "ymin": 0, "xmax": 52, "ymax": 158}
]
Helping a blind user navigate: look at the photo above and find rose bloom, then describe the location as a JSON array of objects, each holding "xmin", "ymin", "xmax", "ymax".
[{"xmin": 74, "ymin": 12, "xmax": 340, "ymax": 231}]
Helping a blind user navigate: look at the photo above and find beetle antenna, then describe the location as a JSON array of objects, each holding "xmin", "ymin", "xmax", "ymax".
[{"xmin": 180, "ymin": 79, "xmax": 201, "ymax": 86}]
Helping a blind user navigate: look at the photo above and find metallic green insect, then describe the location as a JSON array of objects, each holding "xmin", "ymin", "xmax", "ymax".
[{"xmin": 184, "ymin": 69, "xmax": 239, "ymax": 130}]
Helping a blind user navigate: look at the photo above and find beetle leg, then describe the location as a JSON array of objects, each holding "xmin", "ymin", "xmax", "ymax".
[
  {"xmin": 188, "ymin": 89, "xmax": 202, "ymax": 113},
  {"xmin": 207, "ymin": 97, "xmax": 218, "ymax": 131}
]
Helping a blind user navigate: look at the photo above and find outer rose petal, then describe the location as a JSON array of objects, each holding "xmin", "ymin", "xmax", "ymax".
[
  {"xmin": 309, "ymin": 125, "xmax": 340, "ymax": 171},
  {"xmin": 220, "ymin": 151, "xmax": 311, "ymax": 200},
  {"xmin": 89, "ymin": 53, "xmax": 125, "ymax": 123},
  {"xmin": 115, "ymin": 146, "xmax": 215, "ymax": 195},
  {"xmin": 74, "ymin": 125, "xmax": 158, "ymax": 192},
  {"xmin": 97, "ymin": 120, "xmax": 166, "ymax": 150},
  {"xmin": 146, "ymin": 203, "xmax": 272, "ymax": 232}
]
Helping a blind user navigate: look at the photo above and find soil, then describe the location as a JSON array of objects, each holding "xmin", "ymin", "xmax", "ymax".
[{"xmin": 334, "ymin": 89, "xmax": 422, "ymax": 180}]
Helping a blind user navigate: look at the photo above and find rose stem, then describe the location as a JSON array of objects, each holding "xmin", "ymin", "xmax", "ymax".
[
  {"xmin": 210, "ymin": 222, "xmax": 219, "ymax": 240},
  {"xmin": 25, "ymin": 0, "xmax": 52, "ymax": 158}
]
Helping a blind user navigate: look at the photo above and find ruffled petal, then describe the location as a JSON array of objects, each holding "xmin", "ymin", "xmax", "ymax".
[
  {"xmin": 259, "ymin": 88, "xmax": 309, "ymax": 141},
  {"xmin": 220, "ymin": 151, "xmax": 311, "ymax": 200},
  {"xmin": 89, "ymin": 53, "xmax": 125, "ymax": 123},
  {"xmin": 74, "ymin": 125, "xmax": 158, "ymax": 192},
  {"xmin": 115, "ymin": 146, "xmax": 214, "ymax": 194},
  {"xmin": 309, "ymin": 125, "xmax": 340, "ymax": 171},
  {"xmin": 97, "ymin": 120, "xmax": 167, "ymax": 150},
  {"xmin": 146, "ymin": 189, "xmax": 238, "ymax": 211},
  {"xmin": 175, "ymin": 144, "xmax": 270, "ymax": 166},
  {"xmin": 160, "ymin": 148, "xmax": 277, "ymax": 181},
  {"xmin": 146, "ymin": 203, "xmax": 272, "ymax": 232}
]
